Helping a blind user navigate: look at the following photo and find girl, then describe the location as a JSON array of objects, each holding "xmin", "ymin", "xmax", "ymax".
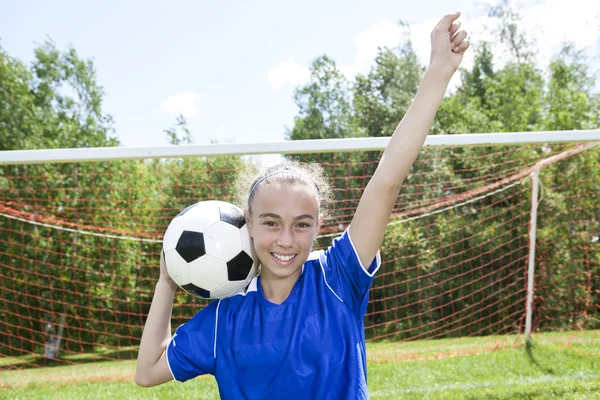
[{"xmin": 135, "ymin": 12, "xmax": 469, "ymax": 399}]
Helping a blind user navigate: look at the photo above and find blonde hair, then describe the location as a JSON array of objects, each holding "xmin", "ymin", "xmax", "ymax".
[{"xmin": 234, "ymin": 161, "xmax": 333, "ymax": 221}]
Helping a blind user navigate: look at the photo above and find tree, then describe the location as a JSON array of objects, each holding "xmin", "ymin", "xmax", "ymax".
[
  {"xmin": 353, "ymin": 37, "xmax": 425, "ymax": 138},
  {"xmin": 165, "ymin": 115, "xmax": 194, "ymax": 145},
  {"xmin": 542, "ymin": 44, "xmax": 599, "ymax": 131},
  {"xmin": 0, "ymin": 39, "xmax": 118, "ymax": 151},
  {"xmin": 286, "ymin": 55, "xmax": 357, "ymax": 141},
  {"xmin": 0, "ymin": 40, "xmax": 142, "ymax": 353},
  {"xmin": 285, "ymin": 2, "xmax": 599, "ymax": 337}
]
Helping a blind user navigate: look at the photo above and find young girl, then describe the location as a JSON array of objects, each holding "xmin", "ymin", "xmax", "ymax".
[{"xmin": 135, "ymin": 12, "xmax": 469, "ymax": 399}]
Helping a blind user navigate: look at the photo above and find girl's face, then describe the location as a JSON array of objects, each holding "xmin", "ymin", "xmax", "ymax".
[{"xmin": 245, "ymin": 182, "xmax": 322, "ymax": 280}]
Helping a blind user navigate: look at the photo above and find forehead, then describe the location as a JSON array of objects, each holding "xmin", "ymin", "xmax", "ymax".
[{"xmin": 251, "ymin": 182, "xmax": 319, "ymax": 216}]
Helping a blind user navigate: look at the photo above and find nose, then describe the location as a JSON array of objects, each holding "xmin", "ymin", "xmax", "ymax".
[{"xmin": 276, "ymin": 228, "xmax": 294, "ymax": 248}]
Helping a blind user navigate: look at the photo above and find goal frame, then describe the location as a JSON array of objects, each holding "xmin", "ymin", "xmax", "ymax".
[{"xmin": 2, "ymin": 129, "xmax": 600, "ymax": 343}]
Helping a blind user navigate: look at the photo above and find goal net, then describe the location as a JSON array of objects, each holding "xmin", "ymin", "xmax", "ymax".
[{"xmin": 0, "ymin": 132, "xmax": 598, "ymax": 369}]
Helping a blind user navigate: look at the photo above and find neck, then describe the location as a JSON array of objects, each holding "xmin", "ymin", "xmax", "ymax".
[{"xmin": 260, "ymin": 268, "xmax": 301, "ymax": 305}]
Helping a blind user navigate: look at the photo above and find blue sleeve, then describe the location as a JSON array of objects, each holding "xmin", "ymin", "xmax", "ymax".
[
  {"xmin": 320, "ymin": 229, "xmax": 381, "ymax": 319},
  {"xmin": 166, "ymin": 300, "xmax": 219, "ymax": 381}
]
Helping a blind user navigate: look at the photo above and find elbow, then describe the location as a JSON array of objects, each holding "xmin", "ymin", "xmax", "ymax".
[
  {"xmin": 134, "ymin": 370, "xmax": 154, "ymax": 388},
  {"xmin": 134, "ymin": 375, "xmax": 149, "ymax": 388}
]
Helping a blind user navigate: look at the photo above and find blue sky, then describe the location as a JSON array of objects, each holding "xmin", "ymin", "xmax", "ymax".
[{"xmin": 1, "ymin": 0, "xmax": 598, "ymax": 148}]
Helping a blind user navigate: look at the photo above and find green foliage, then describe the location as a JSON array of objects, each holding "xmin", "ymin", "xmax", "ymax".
[
  {"xmin": 353, "ymin": 41, "xmax": 425, "ymax": 138},
  {"xmin": 286, "ymin": 55, "xmax": 358, "ymax": 141},
  {"xmin": 165, "ymin": 115, "xmax": 194, "ymax": 145},
  {"xmin": 0, "ymin": 40, "xmax": 118, "ymax": 151},
  {"xmin": 0, "ymin": 41, "xmax": 245, "ymax": 353},
  {"xmin": 0, "ymin": 0, "xmax": 598, "ymax": 358},
  {"xmin": 285, "ymin": 4, "xmax": 599, "ymax": 339}
]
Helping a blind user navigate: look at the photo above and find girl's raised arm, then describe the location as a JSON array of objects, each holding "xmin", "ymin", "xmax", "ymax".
[{"xmin": 349, "ymin": 12, "xmax": 470, "ymax": 269}]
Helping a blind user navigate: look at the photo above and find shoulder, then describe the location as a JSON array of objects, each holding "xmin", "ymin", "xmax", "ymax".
[
  {"xmin": 215, "ymin": 276, "xmax": 260, "ymax": 311},
  {"xmin": 299, "ymin": 250, "xmax": 327, "ymax": 280},
  {"xmin": 301, "ymin": 234, "xmax": 357, "ymax": 277},
  {"xmin": 227, "ymin": 275, "xmax": 259, "ymax": 300},
  {"xmin": 183, "ymin": 298, "xmax": 220, "ymax": 329}
]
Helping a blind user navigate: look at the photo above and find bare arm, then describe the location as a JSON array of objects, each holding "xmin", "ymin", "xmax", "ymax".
[
  {"xmin": 349, "ymin": 12, "xmax": 470, "ymax": 268},
  {"xmin": 134, "ymin": 251, "xmax": 178, "ymax": 387}
]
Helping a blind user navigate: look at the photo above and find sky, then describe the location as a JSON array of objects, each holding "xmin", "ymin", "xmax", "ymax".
[{"xmin": 1, "ymin": 0, "xmax": 599, "ymax": 149}]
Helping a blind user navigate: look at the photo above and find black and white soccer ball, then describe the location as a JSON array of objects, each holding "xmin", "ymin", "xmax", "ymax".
[{"xmin": 162, "ymin": 200, "xmax": 258, "ymax": 299}]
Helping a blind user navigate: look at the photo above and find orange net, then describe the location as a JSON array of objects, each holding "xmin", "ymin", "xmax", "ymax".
[{"xmin": 0, "ymin": 142, "xmax": 598, "ymax": 372}]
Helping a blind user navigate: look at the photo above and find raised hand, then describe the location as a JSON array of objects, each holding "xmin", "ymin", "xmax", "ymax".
[{"xmin": 429, "ymin": 12, "xmax": 470, "ymax": 79}]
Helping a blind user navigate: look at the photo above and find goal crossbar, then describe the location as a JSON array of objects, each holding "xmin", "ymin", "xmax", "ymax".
[{"xmin": 1, "ymin": 130, "xmax": 599, "ymax": 165}]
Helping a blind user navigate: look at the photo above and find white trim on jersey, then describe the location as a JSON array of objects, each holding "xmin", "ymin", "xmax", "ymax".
[
  {"xmin": 214, "ymin": 277, "xmax": 259, "ymax": 359},
  {"xmin": 166, "ymin": 327, "xmax": 181, "ymax": 381},
  {"xmin": 246, "ymin": 276, "xmax": 258, "ymax": 293},
  {"xmin": 214, "ymin": 300, "xmax": 221, "ymax": 359},
  {"xmin": 317, "ymin": 230, "xmax": 382, "ymax": 304},
  {"xmin": 318, "ymin": 255, "xmax": 344, "ymax": 304},
  {"xmin": 346, "ymin": 231, "xmax": 382, "ymax": 277},
  {"xmin": 230, "ymin": 276, "xmax": 259, "ymax": 298}
]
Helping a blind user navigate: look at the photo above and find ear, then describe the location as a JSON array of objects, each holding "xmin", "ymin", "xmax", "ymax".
[{"xmin": 244, "ymin": 209, "xmax": 253, "ymax": 238}]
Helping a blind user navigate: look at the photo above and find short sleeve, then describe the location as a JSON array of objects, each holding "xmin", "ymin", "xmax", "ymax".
[
  {"xmin": 166, "ymin": 300, "xmax": 219, "ymax": 381},
  {"xmin": 320, "ymin": 229, "xmax": 381, "ymax": 319}
]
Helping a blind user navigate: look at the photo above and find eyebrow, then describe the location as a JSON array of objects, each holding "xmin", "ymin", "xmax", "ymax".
[{"xmin": 258, "ymin": 213, "xmax": 314, "ymax": 221}]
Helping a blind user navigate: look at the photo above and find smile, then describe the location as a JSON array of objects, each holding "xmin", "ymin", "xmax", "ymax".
[{"xmin": 271, "ymin": 252, "xmax": 297, "ymax": 263}]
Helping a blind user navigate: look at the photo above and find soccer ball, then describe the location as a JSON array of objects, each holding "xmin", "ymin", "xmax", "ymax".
[{"xmin": 162, "ymin": 200, "xmax": 258, "ymax": 299}]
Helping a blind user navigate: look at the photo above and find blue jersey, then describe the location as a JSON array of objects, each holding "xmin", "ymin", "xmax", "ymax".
[{"xmin": 166, "ymin": 229, "xmax": 381, "ymax": 399}]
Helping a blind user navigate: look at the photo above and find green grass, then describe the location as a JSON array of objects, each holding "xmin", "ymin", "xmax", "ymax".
[{"xmin": 1, "ymin": 331, "xmax": 599, "ymax": 399}]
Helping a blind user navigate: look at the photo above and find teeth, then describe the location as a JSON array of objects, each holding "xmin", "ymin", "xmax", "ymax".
[{"xmin": 272, "ymin": 253, "xmax": 296, "ymax": 261}]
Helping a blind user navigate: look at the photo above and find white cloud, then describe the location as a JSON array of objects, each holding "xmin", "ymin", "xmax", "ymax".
[
  {"xmin": 514, "ymin": 0, "xmax": 600, "ymax": 65},
  {"xmin": 160, "ymin": 91, "xmax": 200, "ymax": 118},
  {"xmin": 337, "ymin": 64, "xmax": 359, "ymax": 80},
  {"xmin": 446, "ymin": 0, "xmax": 600, "ymax": 90},
  {"xmin": 269, "ymin": 0, "xmax": 599, "ymax": 92},
  {"xmin": 354, "ymin": 20, "xmax": 406, "ymax": 68},
  {"xmin": 348, "ymin": 0, "xmax": 599, "ymax": 90},
  {"xmin": 267, "ymin": 58, "xmax": 311, "ymax": 90},
  {"xmin": 514, "ymin": 0, "xmax": 599, "ymax": 47}
]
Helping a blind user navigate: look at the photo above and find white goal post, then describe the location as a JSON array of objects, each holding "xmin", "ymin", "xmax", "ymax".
[
  {"xmin": 0, "ymin": 130, "xmax": 599, "ymax": 165},
  {"xmin": 1, "ymin": 129, "xmax": 599, "ymax": 344}
]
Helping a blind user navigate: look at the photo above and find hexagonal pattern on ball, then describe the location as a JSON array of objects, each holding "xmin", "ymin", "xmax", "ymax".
[
  {"xmin": 164, "ymin": 249, "xmax": 190, "ymax": 287},
  {"xmin": 204, "ymin": 221, "xmax": 243, "ymax": 261},
  {"xmin": 182, "ymin": 203, "xmax": 221, "ymax": 233},
  {"xmin": 240, "ymin": 224, "xmax": 254, "ymax": 255},
  {"xmin": 188, "ymin": 254, "xmax": 229, "ymax": 291},
  {"xmin": 210, "ymin": 278, "xmax": 251, "ymax": 299},
  {"xmin": 227, "ymin": 251, "xmax": 254, "ymax": 281},
  {"xmin": 181, "ymin": 283, "xmax": 211, "ymax": 299},
  {"xmin": 177, "ymin": 202, "xmax": 199, "ymax": 217},
  {"xmin": 162, "ymin": 216, "xmax": 184, "ymax": 252},
  {"xmin": 218, "ymin": 203, "xmax": 246, "ymax": 228},
  {"xmin": 175, "ymin": 231, "xmax": 206, "ymax": 263}
]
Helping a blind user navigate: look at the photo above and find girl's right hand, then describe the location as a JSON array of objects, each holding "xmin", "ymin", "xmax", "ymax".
[{"xmin": 159, "ymin": 249, "xmax": 179, "ymax": 292}]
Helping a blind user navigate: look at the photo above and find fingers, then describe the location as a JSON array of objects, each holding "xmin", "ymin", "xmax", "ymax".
[
  {"xmin": 435, "ymin": 11, "xmax": 461, "ymax": 32},
  {"xmin": 451, "ymin": 30, "xmax": 468, "ymax": 49},
  {"xmin": 450, "ymin": 21, "xmax": 461, "ymax": 36},
  {"xmin": 430, "ymin": 11, "xmax": 470, "ymax": 58},
  {"xmin": 452, "ymin": 39, "xmax": 471, "ymax": 54}
]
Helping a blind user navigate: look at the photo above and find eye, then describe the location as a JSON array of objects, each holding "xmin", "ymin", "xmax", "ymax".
[
  {"xmin": 263, "ymin": 221, "xmax": 278, "ymax": 227},
  {"xmin": 297, "ymin": 222, "xmax": 311, "ymax": 228}
]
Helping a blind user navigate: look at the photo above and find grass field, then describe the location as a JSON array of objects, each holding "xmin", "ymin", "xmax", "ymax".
[{"xmin": 1, "ymin": 331, "xmax": 599, "ymax": 399}]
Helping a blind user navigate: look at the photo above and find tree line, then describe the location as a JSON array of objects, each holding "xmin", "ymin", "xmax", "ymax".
[{"xmin": 1, "ymin": 3, "xmax": 598, "ymax": 355}]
